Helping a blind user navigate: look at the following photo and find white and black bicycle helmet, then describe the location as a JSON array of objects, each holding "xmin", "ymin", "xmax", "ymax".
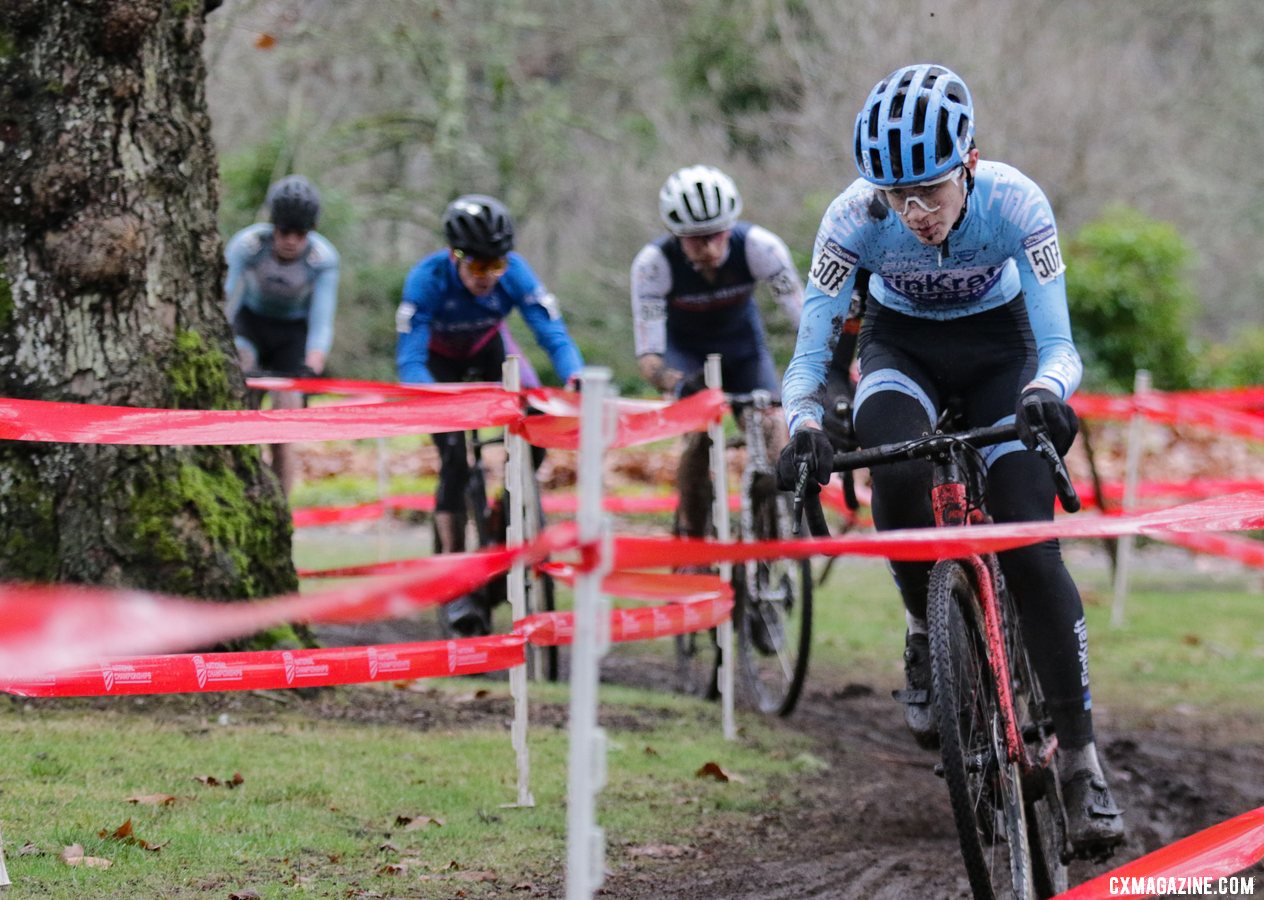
[
  {"xmin": 658, "ymin": 164, "xmax": 743, "ymax": 236},
  {"xmin": 442, "ymin": 194, "xmax": 515, "ymax": 258},
  {"xmin": 267, "ymin": 175, "xmax": 321, "ymax": 232}
]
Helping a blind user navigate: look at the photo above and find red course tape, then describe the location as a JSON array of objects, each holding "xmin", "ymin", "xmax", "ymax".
[
  {"xmin": 0, "ymin": 389, "xmax": 522, "ymax": 444},
  {"xmin": 1055, "ymin": 805, "xmax": 1264, "ymax": 899},
  {"xmin": 0, "ymin": 637, "xmax": 526, "ymax": 698}
]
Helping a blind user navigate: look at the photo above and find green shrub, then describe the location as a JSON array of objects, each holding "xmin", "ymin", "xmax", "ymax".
[
  {"xmin": 1064, "ymin": 206, "xmax": 1197, "ymax": 391},
  {"xmin": 1196, "ymin": 325, "xmax": 1264, "ymax": 387}
]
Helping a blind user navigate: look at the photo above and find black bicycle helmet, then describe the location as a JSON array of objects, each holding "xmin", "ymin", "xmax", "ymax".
[
  {"xmin": 442, "ymin": 194, "xmax": 515, "ymax": 258},
  {"xmin": 267, "ymin": 175, "xmax": 321, "ymax": 232}
]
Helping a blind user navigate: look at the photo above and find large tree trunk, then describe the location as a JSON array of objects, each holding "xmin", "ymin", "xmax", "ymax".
[{"xmin": 0, "ymin": 0, "xmax": 296, "ymax": 600}]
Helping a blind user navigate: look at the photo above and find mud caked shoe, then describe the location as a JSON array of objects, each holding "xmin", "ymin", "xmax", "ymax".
[
  {"xmin": 891, "ymin": 631, "xmax": 938, "ymax": 750},
  {"xmin": 1062, "ymin": 770, "xmax": 1125, "ymax": 860}
]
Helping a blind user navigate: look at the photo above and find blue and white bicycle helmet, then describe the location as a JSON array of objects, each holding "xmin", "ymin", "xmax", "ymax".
[{"xmin": 853, "ymin": 64, "xmax": 974, "ymax": 186}]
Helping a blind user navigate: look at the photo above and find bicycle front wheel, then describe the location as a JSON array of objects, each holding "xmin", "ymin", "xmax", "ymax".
[
  {"xmin": 928, "ymin": 559, "xmax": 1034, "ymax": 900},
  {"xmin": 735, "ymin": 476, "xmax": 812, "ymax": 716},
  {"xmin": 995, "ymin": 562, "xmax": 1069, "ymax": 898}
]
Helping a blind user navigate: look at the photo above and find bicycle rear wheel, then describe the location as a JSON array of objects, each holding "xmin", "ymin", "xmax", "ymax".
[
  {"xmin": 735, "ymin": 474, "xmax": 812, "ymax": 716},
  {"xmin": 928, "ymin": 559, "xmax": 1034, "ymax": 900}
]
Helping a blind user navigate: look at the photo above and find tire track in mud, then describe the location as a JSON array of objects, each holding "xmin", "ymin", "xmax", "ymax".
[{"xmin": 594, "ymin": 659, "xmax": 1264, "ymax": 900}]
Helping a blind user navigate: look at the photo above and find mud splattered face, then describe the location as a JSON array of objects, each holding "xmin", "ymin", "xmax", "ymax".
[{"xmin": 879, "ymin": 168, "xmax": 968, "ymax": 246}]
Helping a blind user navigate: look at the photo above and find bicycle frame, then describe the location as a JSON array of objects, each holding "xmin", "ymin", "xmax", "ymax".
[
  {"xmin": 799, "ymin": 419, "xmax": 1077, "ymax": 896},
  {"xmin": 929, "ymin": 451, "xmax": 1055, "ymax": 778}
]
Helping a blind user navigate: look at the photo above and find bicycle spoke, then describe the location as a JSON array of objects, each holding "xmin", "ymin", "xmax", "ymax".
[
  {"xmin": 930, "ymin": 560, "xmax": 1034, "ymax": 900},
  {"xmin": 735, "ymin": 490, "xmax": 812, "ymax": 717}
]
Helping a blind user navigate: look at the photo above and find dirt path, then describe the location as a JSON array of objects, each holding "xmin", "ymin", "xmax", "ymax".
[
  {"xmin": 306, "ymin": 546, "xmax": 1264, "ymax": 899},
  {"xmin": 588, "ymin": 657, "xmax": 1264, "ymax": 900}
]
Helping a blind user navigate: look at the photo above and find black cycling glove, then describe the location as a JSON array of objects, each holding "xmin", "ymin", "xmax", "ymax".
[
  {"xmin": 675, "ymin": 370, "xmax": 709, "ymax": 399},
  {"xmin": 1015, "ymin": 388, "xmax": 1079, "ymax": 456},
  {"xmin": 775, "ymin": 429, "xmax": 835, "ymax": 492}
]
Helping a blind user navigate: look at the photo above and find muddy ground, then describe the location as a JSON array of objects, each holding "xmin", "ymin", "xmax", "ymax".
[
  {"xmin": 289, "ymin": 428, "xmax": 1264, "ymax": 899},
  {"xmin": 308, "ymin": 611, "xmax": 1264, "ymax": 900},
  {"xmin": 589, "ymin": 663, "xmax": 1264, "ymax": 900}
]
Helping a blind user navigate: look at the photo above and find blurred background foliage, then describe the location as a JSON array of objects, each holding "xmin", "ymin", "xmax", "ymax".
[{"xmin": 206, "ymin": 0, "xmax": 1264, "ymax": 394}]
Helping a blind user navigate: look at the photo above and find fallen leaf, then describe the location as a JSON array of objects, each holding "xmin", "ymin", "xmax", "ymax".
[
  {"xmin": 694, "ymin": 761, "xmax": 744, "ymax": 783},
  {"xmin": 60, "ymin": 844, "xmax": 112, "ymax": 869},
  {"xmin": 194, "ymin": 772, "xmax": 245, "ymax": 788},
  {"xmin": 253, "ymin": 33, "xmax": 276, "ymax": 49},
  {"xmin": 377, "ymin": 862, "xmax": 407, "ymax": 876},
  {"xmin": 394, "ymin": 813, "xmax": 444, "ymax": 831},
  {"xmin": 99, "ymin": 817, "xmax": 169, "ymax": 851},
  {"xmin": 102, "ymin": 819, "xmax": 134, "ymax": 841},
  {"xmin": 18, "ymin": 842, "xmax": 43, "ymax": 856},
  {"xmin": 644, "ymin": 746, "xmax": 659, "ymax": 756},
  {"xmin": 451, "ymin": 689, "xmax": 492, "ymax": 703},
  {"xmin": 228, "ymin": 891, "xmax": 261, "ymax": 900},
  {"xmin": 125, "ymin": 793, "xmax": 178, "ymax": 806}
]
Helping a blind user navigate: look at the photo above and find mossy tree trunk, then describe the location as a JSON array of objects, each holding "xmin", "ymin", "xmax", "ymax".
[{"xmin": 0, "ymin": 0, "xmax": 297, "ymax": 601}]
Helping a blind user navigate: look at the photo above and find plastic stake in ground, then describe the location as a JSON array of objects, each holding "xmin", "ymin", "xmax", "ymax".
[
  {"xmin": 503, "ymin": 356, "xmax": 536, "ymax": 809},
  {"xmin": 706, "ymin": 354, "xmax": 736, "ymax": 740},
  {"xmin": 566, "ymin": 366, "xmax": 613, "ymax": 900},
  {"xmin": 0, "ymin": 819, "xmax": 10, "ymax": 886},
  {"xmin": 1112, "ymin": 368, "xmax": 1151, "ymax": 626}
]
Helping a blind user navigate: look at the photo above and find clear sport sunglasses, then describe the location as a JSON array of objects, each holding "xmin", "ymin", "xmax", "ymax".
[{"xmin": 880, "ymin": 166, "xmax": 966, "ymax": 216}]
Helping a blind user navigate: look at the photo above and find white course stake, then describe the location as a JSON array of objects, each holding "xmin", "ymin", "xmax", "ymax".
[
  {"xmin": 1111, "ymin": 369, "xmax": 1151, "ymax": 628},
  {"xmin": 566, "ymin": 367, "xmax": 613, "ymax": 900},
  {"xmin": 0, "ymin": 819, "xmax": 9, "ymax": 886},
  {"xmin": 503, "ymin": 356, "xmax": 535, "ymax": 808},
  {"xmin": 705, "ymin": 355, "xmax": 736, "ymax": 740}
]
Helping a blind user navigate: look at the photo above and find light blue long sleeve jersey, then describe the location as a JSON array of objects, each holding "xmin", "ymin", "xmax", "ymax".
[
  {"xmin": 223, "ymin": 223, "xmax": 341, "ymax": 356},
  {"xmin": 782, "ymin": 161, "xmax": 1083, "ymax": 434}
]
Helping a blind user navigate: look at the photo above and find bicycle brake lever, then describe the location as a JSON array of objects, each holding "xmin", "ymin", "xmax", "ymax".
[
  {"xmin": 791, "ymin": 460, "xmax": 810, "ymax": 536},
  {"xmin": 1034, "ymin": 433, "xmax": 1081, "ymax": 513}
]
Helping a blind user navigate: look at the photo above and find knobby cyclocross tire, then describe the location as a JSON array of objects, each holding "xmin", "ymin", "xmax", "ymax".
[
  {"xmin": 670, "ymin": 508, "xmax": 721, "ymax": 700},
  {"xmin": 734, "ymin": 474, "xmax": 812, "ymax": 716},
  {"xmin": 928, "ymin": 559, "xmax": 1035, "ymax": 900},
  {"xmin": 993, "ymin": 562, "xmax": 1069, "ymax": 897}
]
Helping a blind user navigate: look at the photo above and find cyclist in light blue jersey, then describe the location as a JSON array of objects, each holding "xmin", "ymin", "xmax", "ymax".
[
  {"xmin": 224, "ymin": 175, "xmax": 340, "ymax": 496},
  {"xmin": 396, "ymin": 194, "xmax": 583, "ymax": 636},
  {"xmin": 777, "ymin": 64, "xmax": 1123, "ymax": 858}
]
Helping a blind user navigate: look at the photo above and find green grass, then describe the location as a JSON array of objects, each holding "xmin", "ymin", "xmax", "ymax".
[
  {"xmin": 805, "ymin": 544, "xmax": 1264, "ymax": 725},
  {"xmin": 0, "ymin": 682, "xmax": 815, "ymax": 898},
  {"xmin": 9, "ymin": 517, "xmax": 1251, "ymax": 896}
]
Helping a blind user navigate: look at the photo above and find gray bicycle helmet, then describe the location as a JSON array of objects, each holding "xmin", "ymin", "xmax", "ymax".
[
  {"xmin": 658, "ymin": 165, "xmax": 743, "ymax": 236},
  {"xmin": 267, "ymin": 175, "xmax": 321, "ymax": 231},
  {"xmin": 442, "ymin": 194, "xmax": 515, "ymax": 258}
]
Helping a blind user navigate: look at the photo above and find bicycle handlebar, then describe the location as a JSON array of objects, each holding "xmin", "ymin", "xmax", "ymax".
[{"xmin": 827, "ymin": 422, "xmax": 1079, "ymax": 514}]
